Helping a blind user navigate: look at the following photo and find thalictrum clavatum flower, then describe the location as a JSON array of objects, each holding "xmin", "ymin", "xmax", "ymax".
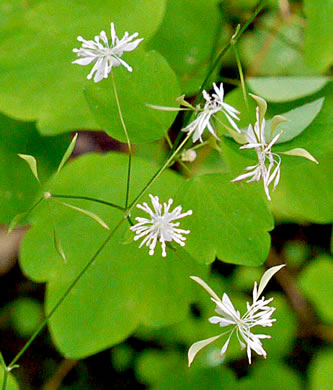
[
  {"xmin": 73, "ymin": 22, "xmax": 143, "ymax": 82},
  {"xmin": 232, "ymin": 94, "xmax": 318, "ymax": 200},
  {"xmin": 147, "ymin": 83, "xmax": 240, "ymax": 143},
  {"xmin": 130, "ymin": 194, "xmax": 192, "ymax": 257},
  {"xmin": 188, "ymin": 264, "xmax": 286, "ymax": 366}
]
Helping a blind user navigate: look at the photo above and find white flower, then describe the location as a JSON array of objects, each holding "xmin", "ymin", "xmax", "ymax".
[
  {"xmin": 232, "ymin": 106, "xmax": 282, "ymax": 200},
  {"xmin": 73, "ymin": 22, "xmax": 143, "ymax": 82},
  {"xmin": 182, "ymin": 83, "xmax": 240, "ymax": 143},
  {"xmin": 130, "ymin": 194, "xmax": 192, "ymax": 257},
  {"xmin": 188, "ymin": 265, "xmax": 286, "ymax": 366}
]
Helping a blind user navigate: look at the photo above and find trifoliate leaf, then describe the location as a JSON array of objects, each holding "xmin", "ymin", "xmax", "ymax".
[{"xmin": 20, "ymin": 153, "xmax": 204, "ymax": 358}]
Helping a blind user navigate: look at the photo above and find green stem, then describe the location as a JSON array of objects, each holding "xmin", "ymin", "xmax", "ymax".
[
  {"xmin": 233, "ymin": 44, "xmax": 250, "ymax": 119},
  {"xmin": 8, "ymin": 218, "xmax": 125, "ymax": 370},
  {"xmin": 1, "ymin": 371, "xmax": 8, "ymax": 390},
  {"xmin": 51, "ymin": 194, "xmax": 125, "ymax": 211},
  {"xmin": 127, "ymin": 132, "xmax": 192, "ymax": 213},
  {"xmin": 111, "ymin": 71, "xmax": 132, "ymax": 209}
]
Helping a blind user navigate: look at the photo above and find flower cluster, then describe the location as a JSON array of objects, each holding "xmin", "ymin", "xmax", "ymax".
[
  {"xmin": 130, "ymin": 194, "xmax": 192, "ymax": 257},
  {"xmin": 71, "ymin": 24, "xmax": 318, "ymax": 372},
  {"xmin": 73, "ymin": 23, "xmax": 143, "ymax": 82},
  {"xmin": 188, "ymin": 265, "xmax": 285, "ymax": 366}
]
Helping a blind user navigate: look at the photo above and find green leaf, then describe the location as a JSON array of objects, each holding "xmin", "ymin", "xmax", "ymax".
[
  {"xmin": 298, "ymin": 254, "xmax": 333, "ymax": 323},
  {"xmin": 56, "ymin": 133, "xmax": 78, "ymax": 176},
  {"xmin": 85, "ymin": 50, "xmax": 180, "ymax": 144},
  {"xmin": 240, "ymin": 12, "xmax": 313, "ymax": 76},
  {"xmin": 20, "ymin": 153, "xmax": 204, "ymax": 358},
  {"xmin": 304, "ymin": 0, "xmax": 333, "ymax": 71},
  {"xmin": 177, "ymin": 174, "xmax": 273, "ymax": 266},
  {"xmin": 247, "ymin": 77, "xmax": 330, "ymax": 102},
  {"xmin": 271, "ymin": 83, "xmax": 333, "ymax": 222},
  {"xmin": 0, "ymin": 0, "xmax": 166, "ymax": 134},
  {"xmin": 265, "ymin": 98, "xmax": 325, "ymax": 143},
  {"xmin": 280, "ymin": 148, "xmax": 318, "ymax": 164},
  {"xmin": 309, "ymin": 349, "xmax": 333, "ymax": 390},
  {"xmin": 0, "ymin": 113, "xmax": 68, "ymax": 225},
  {"xmin": 149, "ymin": 0, "xmax": 222, "ymax": 92},
  {"xmin": 17, "ymin": 154, "xmax": 40, "ymax": 183},
  {"xmin": 239, "ymin": 360, "xmax": 302, "ymax": 390}
]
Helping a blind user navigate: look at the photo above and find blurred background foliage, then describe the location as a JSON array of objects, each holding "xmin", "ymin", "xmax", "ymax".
[{"xmin": 0, "ymin": 0, "xmax": 332, "ymax": 388}]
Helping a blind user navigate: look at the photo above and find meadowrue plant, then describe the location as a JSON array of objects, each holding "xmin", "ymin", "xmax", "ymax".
[
  {"xmin": 1, "ymin": 0, "xmax": 330, "ymax": 388},
  {"xmin": 188, "ymin": 265, "xmax": 285, "ymax": 366},
  {"xmin": 73, "ymin": 22, "xmax": 144, "ymax": 82}
]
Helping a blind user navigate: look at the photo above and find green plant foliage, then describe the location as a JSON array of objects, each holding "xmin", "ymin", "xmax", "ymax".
[
  {"xmin": 298, "ymin": 254, "xmax": 333, "ymax": 323},
  {"xmin": 221, "ymin": 82, "xmax": 333, "ymax": 223},
  {"xmin": 220, "ymin": 87, "xmax": 325, "ymax": 144},
  {"xmin": 247, "ymin": 77, "xmax": 330, "ymax": 102},
  {"xmin": 20, "ymin": 153, "xmax": 205, "ymax": 358},
  {"xmin": 145, "ymin": 362, "xmax": 238, "ymax": 390},
  {"xmin": 149, "ymin": 0, "xmax": 223, "ymax": 92},
  {"xmin": 9, "ymin": 298, "xmax": 43, "ymax": 338},
  {"xmin": 176, "ymin": 174, "xmax": 273, "ymax": 265},
  {"xmin": 308, "ymin": 349, "xmax": 333, "ymax": 390},
  {"xmin": 0, "ymin": 0, "xmax": 166, "ymax": 134},
  {"xmin": 304, "ymin": 0, "xmax": 333, "ymax": 71},
  {"xmin": 240, "ymin": 13, "xmax": 313, "ymax": 76},
  {"xmin": 0, "ymin": 369, "xmax": 18, "ymax": 390},
  {"xmin": 0, "ymin": 113, "xmax": 68, "ymax": 225},
  {"xmin": 265, "ymin": 98, "xmax": 324, "ymax": 143},
  {"xmin": 238, "ymin": 360, "xmax": 303, "ymax": 390},
  {"xmin": 263, "ymin": 294, "xmax": 298, "ymax": 358},
  {"xmin": 85, "ymin": 51, "xmax": 180, "ymax": 144}
]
